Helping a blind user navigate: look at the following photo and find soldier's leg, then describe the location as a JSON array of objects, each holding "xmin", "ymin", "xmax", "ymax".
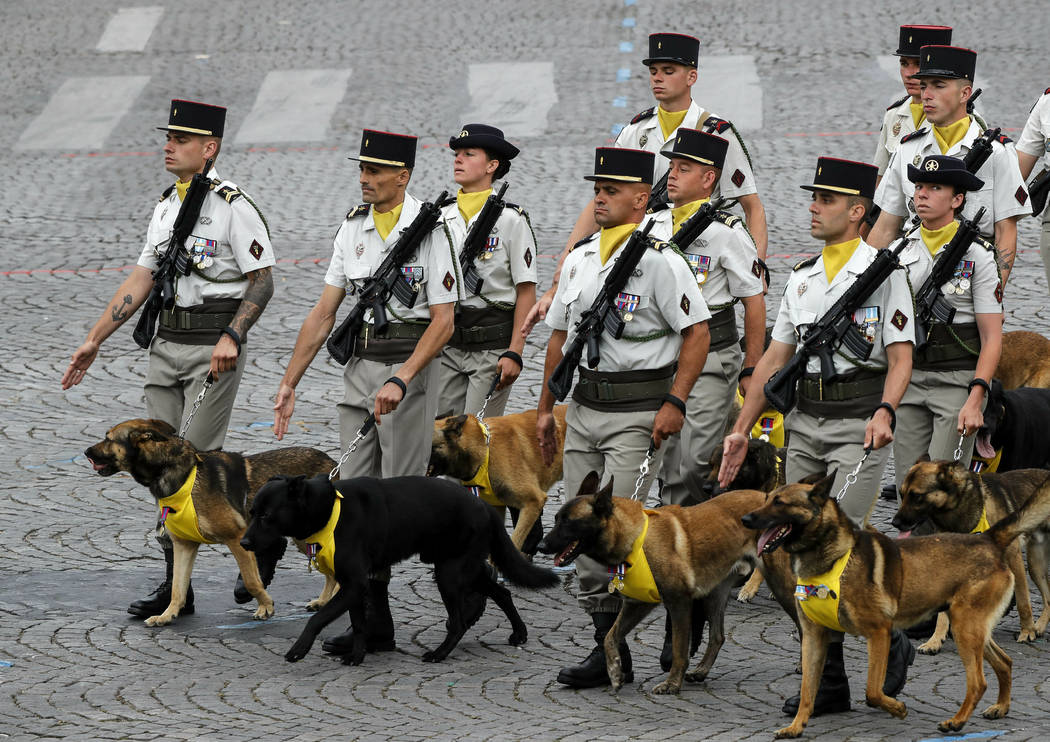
[
  {"xmin": 179, "ymin": 343, "xmax": 248, "ymax": 451},
  {"xmin": 460, "ymin": 348, "xmax": 511, "ymax": 418},
  {"xmin": 335, "ymin": 357, "xmax": 384, "ymax": 479},
  {"xmin": 823, "ymin": 417, "xmax": 890, "ymax": 528},
  {"xmin": 1040, "ymin": 213, "xmax": 1050, "ymax": 291},
  {"xmin": 893, "ymin": 370, "xmax": 936, "ymax": 490},
  {"xmin": 437, "ymin": 348, "xmax": 470, "ymax": 419},
  {"xmin": 379, "ymin": 360, "xmax": 439, "ymax": 478},
  {"xmin": 678, "ymin": 347, "xmax": 740, "ymax": 503},
  {"xmin": 925, "ymin": 369, "xmax": 977, "ymax": 465},
  {"xmin": 784, "ymin": 411, "xmax": 832, "ymax": 484},
  {"xmin": 144, "ymin": 338, "xmax": 184, "ymax": 431}
]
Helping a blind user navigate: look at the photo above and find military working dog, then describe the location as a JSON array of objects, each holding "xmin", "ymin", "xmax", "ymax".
[
  {"xmin": 84, "ymin": 418, "xmax": 335, "ymax": 626},
  {"xmin": 995, "ymin": 330, "xmax": 1050, "ymax": 390},
  {"xmin": 241, "ymin": 474, "xmax": 560, "ymax": 666},
  {"xmin": 743, "ymin": 474, "xmax": 1050, "ymax": 738},
  {"xmin": 974, "ymin": 379, "xmax": 1050, "ymax": 471}
]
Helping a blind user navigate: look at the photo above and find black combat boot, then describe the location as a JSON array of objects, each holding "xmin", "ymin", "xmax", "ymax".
[
  {"xmin": 234, "ymin": 537, "xmax": 288, "ymax": 604},
  {"xmin": 882, "ymin": 629, "xmax": 916, "ymax": 697},
  {"xmin": 782, "ymin": 640, "xmax": 851, "ymax": 716},
  {"xmin": 556, "ymin": 612, "xmax": 633, "ymax": 688},
  {"xmin": 128, "ymin": 548, "xmax": 194, "ymax": 617},
  {"xmin": 322, "ymin": 578, "xmax": 397, "ymax": 654}
]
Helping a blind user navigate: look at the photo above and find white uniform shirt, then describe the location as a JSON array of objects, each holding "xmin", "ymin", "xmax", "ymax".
[
  {"xmin": 442, "ymin": 193, "xmax": 538, "ymax": 310},
  {"xmin": 875, "ymin": 118, "xmax": 1030, "ymax": 235},
  {"xmin": 614, "ymin": 100, "xmax": 757, "ymax": 201},
  {"xmin": 324, "ymin": 192, "xmax": 459, "ymax": 322},
  {"xmin": 874, "ymin": 95, "xmax": 917, "ymax": 176},
  {"xmin": 899, "ymin": 232, "xmax": 1002, "ymax": 320},
  {"xmin": 772, "ymin": 241, "xmax": 915, "ymax": 377},
  {"xmin": 546, "ymin": 231, "xmax": 709, "ymax": 372},
  {"xmin": 138, "ymin": 169, "xmax": 274, "ymax": 308},
  {"xmin": 1017, "ymin": 88, "xmax": 1050, "ymax": 167},
  {"xmin": 644, "ymin": 207, "xmax": 763, "ymax": 310}
]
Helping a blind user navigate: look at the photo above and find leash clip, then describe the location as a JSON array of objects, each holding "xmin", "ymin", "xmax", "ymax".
[
  {"xmin": 178, "ymin": 373, "xmax": 215, "ymax": 439},
  {"xmin": 630, "ymin": 439, "xmax": 656, "ymax": 500},
  {"xmin": 329, "ymin": 413, "xmax": 376, "ymax": 480},
  {"xmin": 953, "ymin": 434, "xmax": 965, "ymax": 462},
  {"xmin": 834, "ymin": 446, "xmax": 871, "ymax": 502},
  {"xmin": 475, "ymin": 370, "xmax": 503, "ymax": 423}
]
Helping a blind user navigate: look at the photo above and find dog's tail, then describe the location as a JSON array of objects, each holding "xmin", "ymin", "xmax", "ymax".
[
  {"xmin": 487, "ymin": 508, "xmax": 560, "ymax": 589},
  {"xmin": 988, "ymin": 474, "xmax": 1050, "ymax": 551}
]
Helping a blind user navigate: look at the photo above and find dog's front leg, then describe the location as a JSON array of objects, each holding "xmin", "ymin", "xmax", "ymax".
[
  {"xmin": 307, "ymin": 575, "xmax": 340, "ymax": 612},
  {"xmin": 226, "ymin": 538, "xmax": 274, "ymax": 620},
  {"xmin": 1025, "ymin": 537, "xmax": 1050, "ymax": 635},
  {"xmin": 653, "ymin": 599, "xmax": 691, "ymax": 694},
  {"xmin": 604, "ymin": 602, "xmax": 653, "ymax": 691},
  {"xmin": 146, "ymin": 538, "xmax": 198, "ymax": 627},
  {"xmin": 864, "ymin": 628, "xmax": 907, "ymax": 719},
  {"xmin": 285, "ymin": 580, "xmax": 364, "ymax": 663},
  {"xmin": 1006, "ymin": 544, "xmax": 1037, "ymax": 642},
  {"xmin": 775, "ymin": 619, "xmax": 826, "ymax": 739},
  {"xmin": 508, "ymin": 495, "xmax": 544, "ymax": 552}
]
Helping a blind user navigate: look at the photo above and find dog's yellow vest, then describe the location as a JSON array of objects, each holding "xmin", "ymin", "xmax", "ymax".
[
  {"xmin": 971, "ymin": 507, "xmax": 990, "ymax": 534},
  {"xmin": 735, "ymin": 389, "xmax": 785, "ymax": 448},
  {"xmin": 608, "ymin": 512, "xmax": 661, "ymax": 603},
  {"xmin": 304, "ymin": 490, "xmax": 343, "ymax": 577},
  {"xmin": 157, "ymin": 467, "xmax": 214, "ymax": 544},
  {"xmin": 971, "ymin": 448, "xmax": 1002, "ymax": 474},
  {"xmin": 795, "ymin": 549, "xmax": 851, "ymax": 632},
  {"xmin": 461, "ymin": 421, "xmax": 503, "ymax": 507}
]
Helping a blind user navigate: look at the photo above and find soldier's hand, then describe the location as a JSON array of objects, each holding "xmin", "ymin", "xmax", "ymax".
[
  {"xmin": 536, "ymin": 411, "xmax": 557, "ymax": 467},
  {"xmin": 521, "ymin": 288, "xmax": 555, "ymax": 339},
  {"xmin": 957, "ymin": 401, "xmax": 984, "ymax": 438},
  {"xmin": 210, "ymin": 335, "xmax": 239, "ymax": 376},
  {"xmin": 374, "ymin": 378, "xmax": 406, "ymax": 425},
  {"xmin": 273, "ymin": 384, "xmax": 296, "ymax": 440},
  {"xmin": 496, "ymin": 355, "xmax": 522, "ymax": 391},
  {"xmin": 864, "ymin": 408, "xmax": 894, "ymax": 450},
  {"xmin": 718, "ymin": 433, "xmax": 748, "ymax": 489},
  {"xmin": 738, "ymin": 375, "xmax": 752, "ymax": 397},
  {"xmin": 62, "ymin": 340, "xmax": 99, "ymax": 389},
  {"xmin": 651, "ymin": 403, "xmax": 684, "ymax": 449}
]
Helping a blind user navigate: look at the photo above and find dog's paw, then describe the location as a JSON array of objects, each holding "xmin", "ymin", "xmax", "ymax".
[
  {"xmin": 285, "ymin": 640, "xmax": 311, "ymax": 662},
  {"xmin": 773, "ymin": 724, "xmax": 804, "ymax": 739},
  {"xmin": 884, "ymin": 698, "xmax": 907, "ymax": 719},
  {"xmin": 684, "ymin": 669, "xmax": 709, "ymax": 683},
  {"xmin": 305, "ymin": 598, "xmax": 326, "ymax": 612},
  {"xmin": 421, "ymin": 649, "xmax": 448, "ymax": 663},
  {"xmin": 1015, "ymin": 627, "xmax": 1037, "ymax": 643},
  {"xmin": 508, "ymin": 630, "xmax": 527, "ymax": 647},
  {"xmin": 937, "ymin": 718, "xmax": 966, "ymax": 733},
  {"xmin": 736, "ymin": 586, "xmax": 758, "ymax": 603},
  {"xmin": 144, "ymin": 612, "xmax": 174, "ymax": 627},
  {"xmin": 652, "ymin": 680, "xmax": 681, "ymax": 695},
  {"xmin": 982, "ymin": 702, "xmax": 1009, "ymax": 720},
  {"xmin": 341, "ymin": 649, "xmax": 366, "ymax": 666},
  {"xmin": 917, "ymin": 638, "xmax": 942, "ymax": 655},
  {"xmin": 253, "ymin": 603, "xmax": 275, "ymax": 621}
]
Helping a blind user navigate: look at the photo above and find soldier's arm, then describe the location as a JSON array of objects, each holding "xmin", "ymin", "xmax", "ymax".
[
  {"xmin": 211, "ymin": 266, "xmax": 274, "ymax": 376},
  {"xmin": 993, "ymin": 216, "xmax": 1019, "ymax": 286},
  {"xmin": 739, "ymin": 293, "xmax": 766, "ymax": 392},
  {"xmin": 865, "ymin": 341, "xmax": 912, "ymax": 450},
  {"xmin": 737, "ymin": 193, "xmax": 768, "ymax": 260},
  {"xmin": 497, "ymin": 281, "xmax": 537, "ymax": 390},
  {"xmin": 867, "ymin": 210, "xmax": 905, "ymax": 249},
  {"xmin": 1018, "ymin": 150, "xmax": 1039, "ymax": 181},
  {"xmin": 536, "ymin": 328, "xmax": 567, "ymax": 466},
  {"xmin": 374, "ymin": 301, "xmax": 455, "ymax": 424}
]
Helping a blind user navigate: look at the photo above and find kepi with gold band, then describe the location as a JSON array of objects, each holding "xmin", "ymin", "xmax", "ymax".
[
  {"xmin": 584, "ymin": 146, "xmax": 655, "ymax": 184},
  {"xmin": 642, "ymin": 32, "xmax": 700, "ymax": 67},
  {"xmin": 894, "ymin": 25, "xmax": 952, "ymax": 57},
  {"xmin": 660, "ymin": 127, "xmax": 729, "ymax": 170},
  {"xmin": 157, "ymin": 99, "xmax": 226, "ymax": 137},
  {"xmin": 348, "ymin": 128, "xmax": 417, "ymax": 168},
  {"xmin": 914, "ymin": 45, "xmax": 977, "ymax": 82},
  {"xmin": 800, "ymin": 156, "xmax": 878, "ymax": 198}
]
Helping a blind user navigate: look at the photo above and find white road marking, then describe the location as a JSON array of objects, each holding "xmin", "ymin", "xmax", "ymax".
[
  {"xmin": 16, "ymin": 75, "xmax": 150, "ymax": 150},
  {"xmin": 233, "ymin": 68, "xmax": 352, "ymax": 144},
  {"xmin": 96, "ymin": 7, "xmax": 164, "ymax": 52},
  {"xmin": 463, "ymin": 62, "xmax": 558, "ymax": 137},
  {"xmin": 694, "ymin": 55, "xmax": 763, "ymax": 130}
]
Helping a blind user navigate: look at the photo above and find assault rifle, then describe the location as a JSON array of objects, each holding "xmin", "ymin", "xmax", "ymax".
[
  {"xmin": 647, "ymin": 171, "xmax": 669, "ymax": 212},
  {"xmin": 963, "ymin": 126, "xmax": 998, "ymax": 174},
  {"xmin": 460, "ymin": 182, "xmax": 509, "ymax": 296},
  {"xmin": 547, "ymin": 221, "xmax": 655, "ymax": 400},
  {"xmin": 1028, "ymin": 169, "xmax": 1050, "ymax": 218},
  {"xmin": 763, "ymin": 236, "xmax": 909, "ymax": 414},
  {"xmin": 326, "ymin": 190, "xmax": 451, "ymax": 365},
  {"xmin": 965, "ymin": 87, "xmax": 983, "ymax": 117},
  {"xmin": 133, "ymin": 159, "xmax": 214, "ymax": 349},
  {"xmin": 913, "ymin": 207, "xmax": 987, "ymax": 351},
  {"xmin": 668, "ymin": 197, "xmax": 728, "ymax": 250}
]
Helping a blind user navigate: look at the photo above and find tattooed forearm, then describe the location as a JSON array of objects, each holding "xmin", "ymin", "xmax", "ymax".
[
  {"xmin": 995, "ymin": 248, "xmax": 1013, "ymax": 274},
  {"xmin": 111, "ymin": 294, "xmax": 132, "ymax": 323},
  {"xmin": 229, "ymin": 267, "xmax": 273, "ymax": 336}
]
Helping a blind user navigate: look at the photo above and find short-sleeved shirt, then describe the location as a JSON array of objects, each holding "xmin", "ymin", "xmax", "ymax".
[
  {"xmin": 874, "ymin": 95, "xmax": 917, "ymax": 176},
  {"xmin": 442, "ymin": 193, "xmax": 538, "ymax": 309},
  {"xmin": 643, "ymin": 207, "xmax": 763, "ymax": 310},
  {"xmin": 545, "ymin": 230, "xmax": 709, "ymax": 372},
  {"xmin": 614, "ymin": 100, "xmax": 757, "ymax": 201},
  {"xmin": 875, "ymin": 118, "xmax": 1030, "ymax": 236},
  {"xmin": 899, "ymin": 231, "xmax": 1002, "ymax": 321},
  {"xmin": 138, "ymin": 169, "xmax": 274, "ymax": 308},
  {"xmin": 324, "ymin": 192, "xmax": 458, "ymax": 322},
  {"xmin": 1017, "ymin": 88, "xmax": 1050, "ymax": 168},
  {"xmin": 772, "ymin": 240, "xmax": 915, "ymax": 377}
]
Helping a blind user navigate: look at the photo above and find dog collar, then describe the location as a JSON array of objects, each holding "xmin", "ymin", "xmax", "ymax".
[
  {"xmin": 156, "ymin": 466, "xmax": 214, "ymax": 544},
  {"xmin": 608, "ymin": 511, "xmax": 662, "ymax": 604},
  {"xmin": 304, "ymin": 489, "xmax": 343, "ymax": 577},
  {"xmin": 461, "ymin": 422, "xmax": 502, "ymax": 507},
  {"xmin": 971, "ymin": 507, "xmax": 990, "ymax": 534},
  {"xmin": 795, "ymin": 548, "xmax": 851, "ymax": 633}
]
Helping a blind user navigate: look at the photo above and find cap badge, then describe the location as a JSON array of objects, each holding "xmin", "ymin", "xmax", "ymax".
[
  {"xmin": 817, "ymin": 166, "xmax": 822, "ymax": 175},
  {"xmin": 459, "ymin": 130, "xmax": 469, "ymax": 138},
  {"xmin": 908, "ymin": 35, "xmax": 913, "ymax": 43},
  {"xmin": 927, "ymin": 54, "xmax": 931, "ymax": 61},
  {"xmin": 657, "ymin": 42, "xmax": 662, "ymax": 49},
  {"xmin": 925, "ymin": 159, "xmax": 939, "ymax": 171},
  {"xmin": 600, "ymin": 156, "xmax": 604, "ymax": 165},
  {"xmin": 365, "ymin": 138, "xmax": 369, "ymax": 147}
]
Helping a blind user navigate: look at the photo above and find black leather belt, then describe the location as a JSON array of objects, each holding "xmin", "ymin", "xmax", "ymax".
[
  {"xmin": 573, "ymin": 363, "xmax": 677, "ymax": 412},
  {"xmin": 707, "ymin": 307, "xmax": 739, "ymax": 352}
]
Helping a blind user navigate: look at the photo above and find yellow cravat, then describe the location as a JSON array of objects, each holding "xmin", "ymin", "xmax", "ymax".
[
  {"xmin": 909, "ymin": 102, "xmax": 926, "ymax": 130},
  {"xmin": 372, "ymin": 202, "xmax": 404, "ymax": 241},
  {"xmin": 599, "ymin": 223, "xmax": 639, "ymax": 266},
  {"xmin": 657, "ymin": 106, "xmax": 689, "ymax": 141},
  {"xmin": 933, "ymin": 116, "xmax": 971, "ymax": 155},
  {"xmin": 822, "ymin": 238, "xmax": 861, "ymax": 283},
  {"xmin": 671, "ymin": 198, "xmax": 709, "ymax": 233},
  {"xmin": 175, "ymin": 179, "xmax": 191, "ymax": 202},
  {"xmin": 920, "ymin": 221, "xmax": 960, "ymax": 257},
  {"xmin": 457, "ymin": 187, "xmax": 491, "ymax": 224}
]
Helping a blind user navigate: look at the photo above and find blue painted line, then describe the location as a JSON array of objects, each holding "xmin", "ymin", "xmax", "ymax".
[
  {"xmin": 612, "ymin": 96, "xmax": 628, "ymax": 108},
  {"xmin": 247, "ymin": 421, "xmax": 272, "ymax": 428},
  {"xmin": 917, "ymin": 731, "xmax": 1006, "ymax": 742},
  {"xmin": 215, "ymin": 612, "xmax": 312, "ymax": 630},
  {"xmin": 622, "ymin": 17, "xmax": 635, "ymax": 27},
  {"xmin": 616, "ymin": 68, "xmax": 631, "ymax": 82},
  {"xmin": 0, "ymin": 660, "xmax": 12, "ymax": 667},
  {"xmin": 624, "ymin": 0, "xmax": 636, "ymax": 5},
  {"xmin": 619, "ymin": 41, "xmax": 633, "ymax": 52},
  {"xmin": 611, "ymin": 123, "xmax": 625, "ymax": 136}
]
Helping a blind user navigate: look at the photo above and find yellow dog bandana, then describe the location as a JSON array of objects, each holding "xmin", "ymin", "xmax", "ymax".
[
  {"xmin": 971, "ymin": 507, "xmax": 990, "ymax": 534},
  {"xmin": 795, "ymin": 549, "xmax": 851, "ymax": 632},
  {"xmin": 608, "ymin": 511, "xmax": 661, "ymax": 603},
  {"xmin": 157, "ymin": 466, "xmax": 214, "ymax": 544},
  {"xmin": 304, "ymin": 490, "xmax": 343, "ymax": 577},
  {"xmin": 735, "ymin": 389, "xmax": 785, "ymax": 448},
  {"xmin": 461, "ymin": 421, "xmax": 503, "ymax": 507},
  {"xmin": 970, "ymin": 448, "xmax": 1002, "ymax": 474}
]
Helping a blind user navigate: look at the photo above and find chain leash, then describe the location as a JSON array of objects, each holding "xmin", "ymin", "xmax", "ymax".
[
  {"xmin": 178, "ymin": 373, "xmax": 216, "ymax": 439},
  {"xmin": 834, "ymin": 445, "xmax": 872, "ymax": 502},
  {"xmin": 475, "ymin": 370, "xmax": 503, "ymax": 423},
  {"xmin": 953, "ymin": 434, "xmax": 965, "ymax": 462},
  {"xmin": 329, "ymin": 414, "xmax": 376, "ymax": 480},
  {"xmin": 631, "ymin": 439, "xmax": 657, "ymax": 500}
]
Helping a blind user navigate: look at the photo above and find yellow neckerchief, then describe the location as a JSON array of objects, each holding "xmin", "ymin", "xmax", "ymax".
[
  {"xmin": 157, "ymin": 466, "xmax": 213, "ymax": 544},
  {"xmin": 971, "ymin": 448, "xmax": 1002, "ymax": 474},
  {"xmin": 175, "ymin": 179, "xmax": 191, "ymax": 202},
  {"xmin": 657, "ymin": 106, "xmax": 689, "ymax": 141},
  {"xmin": 609, "ymin": 511, "xmax": 662, "ymax": 603},
  {"xmin": 599, "ymin": 222, "xmax": 639, "ymax": 266},
  {"xmin": 795, "ymin": 548, "xmax": 851, "ymax": 632},
  {"xmin": 822, "ymin": 237, "xmax": 861, "ymax": 283},
  {"xmin": 909, "ymin": 102, "xmax": 926, "ymax": 130},
  {"xmin": 457, "ymin": 187, "xmax": 492, "ymax": 224},
  {"xmin": 933, "ymin": 115, "xmax": 971, "ymax": 155},
  {"xmin": 671, "ymin": 197, "xmax": 709, "ymax": 234},
  {"xmin": 372, "ymin": 202, "xmax": 404, "ymax": 241},
  {"xmin": 461, "ymin": 421, "xmax": 502, "ymax": 507},
  {"xmin": 304, "ymin": 490, "xmax": 343, "ymax": 577},
  {"xmin": 735, "ymin": 389, "xmax": 786, "ymax": 448},
  {"xmin": 971, "ymin": 507, "xmax": 991, "ymax": 534},
  {"xmin": 919, "ymin": 219, "xmax": 960, "ymax": 258}
]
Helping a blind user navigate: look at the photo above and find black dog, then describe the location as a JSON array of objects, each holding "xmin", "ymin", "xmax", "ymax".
[
  {"xmin": 976, "ymin": 379, "xmax": 1050, "ymax": 471},
  {"xmin": 242, "ymin": 474, "xmax": 559, "ymax": 665}
]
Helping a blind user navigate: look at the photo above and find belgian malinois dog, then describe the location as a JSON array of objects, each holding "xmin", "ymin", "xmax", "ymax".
[
  {"xmin": 743, "ymin": 473, "xmax": 1050, "ymax": 738},
  {"xmin": 894, "ymin": 459, "xmax": 1050, "ymax": 651},
  {"xmin": 85, "ymin": 418, "xmax": 335, "ymax": 626},
  {"xmin": 996, "ymin": 330, "xmax": 1050, "ymax": 390}
]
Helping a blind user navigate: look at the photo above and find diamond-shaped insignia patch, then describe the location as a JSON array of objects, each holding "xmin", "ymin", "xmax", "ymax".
[
  {"xmin": 680, "ymin": 294, "xmax": 691, "ymax": 314},
  {"xmin": 1016, "ymin": 186, "xmax": 1029, "ymax": 205},
  {"xmin": 995, "ymin": 282, "xmax": 1003, "ymax": 303},
  {"xmin": 523, "ymin": 247, "xmax": 532, "ymax": 268},
  {"xmin": 751, "ymin": 260, "xmax": 762, "ymax": 278},
  {"xmin": 249, "ymin": 240, "xmax": 264, "ymax": 259},
  {"xmin": 732, "ymin": 169, "xmax": 745, "ymax": 187},
  {"xmin": 442, "ymin": 271, "xmax": 455, "ymax": 291},
  {"xmin": 891, "ymin": 309, "xmax": 907, "ymax": 330}
]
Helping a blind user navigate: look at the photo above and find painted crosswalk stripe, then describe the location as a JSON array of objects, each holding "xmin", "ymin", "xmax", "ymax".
[
  {"xmin": 233, "ymin": 69, "xmax": 352, "ymax": 144},
  {"xmin": 16, "ymin": 75, "xmax": 150, "ymax": 151},
  {"xmin": 96, "ymin": 7, "xmax": 165, "ymax": 52},
  {"xmin": 694, "ymin": 55, "xmax": 763, "ymax": 131},
  {"xmin": 463, "ymin": 62, "xmax": 558, "ymax": 138}
]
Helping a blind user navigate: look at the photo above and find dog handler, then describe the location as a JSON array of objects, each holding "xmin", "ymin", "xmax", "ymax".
[
  {"xmin": 61, "ymin": 99, "xmax": 276, "ymax": 619},
  {"xmin": 537, "ymin": 146, "xmax": 710, "ymax": 688}
]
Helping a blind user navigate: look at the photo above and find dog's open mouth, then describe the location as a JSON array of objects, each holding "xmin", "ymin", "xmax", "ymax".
[
  {"xmin": 87, "ymin": 457, "xmax": 117, "ymax": 476},
  {"xmin": 553, "ymin": 540, "xmax": 581, "ymax": 567},
  {"xmin": 975, "ymin": 430, "xmax": 996, "ymax": 460},
  {"xmin": 757, "ymin": 524, "xmax": 792, "ymax": 554}
]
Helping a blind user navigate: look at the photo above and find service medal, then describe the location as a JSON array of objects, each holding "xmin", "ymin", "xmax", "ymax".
[
  {"xmin": 798, "ymin": 281, "xmax": 807, "ymax": 297},
  {"xmin": 816, "ymin": 585, "xmax": 830, "ymax": 600},
  {"xmin": 623, "ymin": 311, "xmax": 634, "ymax": 322},
  {"xmin": 892, "ymin": 121, "xmax": 901, "ymax": 136},
  {"xmin": 958, "ymin": 278, "xmax": 970, "ymax": 291},
  {"xmin": 639, "ymin": 133, "xmax": 648, "ymax": 147}
]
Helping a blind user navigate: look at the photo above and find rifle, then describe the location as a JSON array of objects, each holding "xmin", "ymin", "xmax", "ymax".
[
  {"xmin": 963, "ymin": 126, "xmax": 998, "ymax": 174},
  {"xmin": 763, "ymin": 235, "xmax": 910, "ymax": 414},
  {"xmin": 913, "ymin": 207, "xmax": 987, "ymax": 351},
  {"xmin": 668, "ymin": 197, "xmax": 728, "ymax": 251},
  {"xmin": 1028, "ymin": 169, "xmax": 1050, "ymax": 218},
  {"xmin": 647, "ymin": 171, "xmax": 669, "ymax": 212},
  {"xmin": 460, "ymin": 182, "xmax": 509, "ymax": 296},
  {"xmin": 547, "ymin": 221, "xmax": 655, "ymax": 401},
  {"xmin": 325, "ymin": 190, "xmax": 451, "ymax": 365},
  {"xmin": 965, "ymin": 87, "xmax": 983, "ymax": 117},
  {"xmin": 133, "ymin": 158, "xmax": 215, "ymax": 349}
]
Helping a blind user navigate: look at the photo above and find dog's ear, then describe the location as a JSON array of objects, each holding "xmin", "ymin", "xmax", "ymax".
[
  {"xmin": 578, "ymin": 470, "xmax": 602, "ymax": 496},
  {"xmin": 796, "ymin": 472, "xmax": 827, "ymax": 486},
  {"xmin": 808, "ymin": 473, "xmax": 836, "ymax": 502},
  {"xmin": 592, "ymin": 477, "xmax": 615, "ymax": 519},
  {"xmin": 445, "ymin": 414, "xmax": 469, "ymax": 437},
  {"xmin": 152, "ymin": 419, "xmax": 177, "ymax": 435}
]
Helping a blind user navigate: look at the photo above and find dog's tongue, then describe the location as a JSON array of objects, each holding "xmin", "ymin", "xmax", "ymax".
[
  {"xmin": 896, "ymin": 529, "xmax": 912, "ymax": 540},
  {"xmin": 756, "ymin": 525, "xmax": 785, "ymax": 554},
  {"xmin": 553, "ymin": 541, "xmax": 578, "ymax": 567},
  {"xmin": 975, "ymin": 431, "xmax": 995, "ymax": 460},
  {"xmin": 89, "ymin": 458, "xmax": 105, "ymax": 472}
]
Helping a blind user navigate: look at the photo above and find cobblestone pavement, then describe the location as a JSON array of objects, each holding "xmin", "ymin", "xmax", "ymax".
[{"xmin": 2, "ymin": 1, "xmax": 1050, "ymax": 740}]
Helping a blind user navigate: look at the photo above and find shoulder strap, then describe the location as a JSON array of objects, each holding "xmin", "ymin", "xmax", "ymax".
[
  {"xmin": 794, "ymin": 255, "xmax": 819, "ymax": 271},
  {"xmin": 712, "ymin": 210, "xmax": 742, "ymax": 229},
  {"xmin": 215, "ymin": 184, "xmax": 242, "ymax": 203},
  {"xmin": 503, "ymin": 201, "xmax": 528, "ymax": 218},
  {"xmin": 159, "ymin": 185, "xmax": 174, "ymax": 202},
  {"xmin": 569, "ymin": 234, "xmax": 595, "ymax": 252},
  {"xmin": 346, "ymin": 203, "xmax": 371, "ymax": 220},
  {"xmin": 901, "ymin": 127, "xmax": 928, "ymax": 143},
  {"xmin": 630, "ymin": 107, "xmax": 656, "ymax": 125},
  {"xmin": 887, "ymin": 94, "xmax": 909, "ymax": 111}
]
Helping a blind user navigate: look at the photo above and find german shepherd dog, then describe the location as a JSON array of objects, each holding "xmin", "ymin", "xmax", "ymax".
[
  {"xmin": 893, "ymin": 460, "xmax": 1050, "ymax": 651},
  {"xmin": 84, "ymin": 419, "xmax": 335, "ymax": 626},
  {"xmin": 743, "ymin": 474, "xmax": 1050, "ymax": 738},
  {"xmin": 996, "ymin": 330, "xmax": 1050, "ymax": 390},
  {"xmin": 241, "ymin": 474, "xmax": 560, "ymax": 665},
  {"xmin": 428, "ymin": 405, "xmax": 567, "ymax": 553},
  {"xmin": 974, "ymin": 379, "xmax": 1050, "ymax": 471},
  {"xmin": 537, "ymin": 472, "xmax": 788, "ymax": 695}
]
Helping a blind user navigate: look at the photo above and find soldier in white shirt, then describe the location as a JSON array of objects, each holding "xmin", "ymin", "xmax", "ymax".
[{"xmin": 1016, "ymin": 86, "xmax": 1050, "ymax": 288}]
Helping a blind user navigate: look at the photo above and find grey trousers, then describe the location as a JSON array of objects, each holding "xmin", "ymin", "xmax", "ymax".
[
  {"xmin": 437, "ymin": 346, "xmax": 510, "ymax": 419},
  {"xmin": 1040, "ymin": 212, "xmax": 1050, "ymax": 291},
  {"xmin": 562, "ymin": 403, "xmax": 665, "ymax": 615}
]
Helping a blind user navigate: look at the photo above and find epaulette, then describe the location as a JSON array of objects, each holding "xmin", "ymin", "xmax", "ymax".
[
  {"xmin": 646, "ymin": 201, "xmax": 671, "ymax": 214},
  {"xmin": 568, "ymin": 234, "xmax": 595, "ymax": 252},
  {"xmin": 650, "ymin": 240, "xmax": 670, "ymax": 251},
  {"xmin": 159, "ymin": 185, "xmax": 174, "ymax": 202},
  {"xmin": 793, "ymin": 255, "xmax": 819, "ymax": 271},
  {"xmin": 986, "ymin": 129, "xmax": 1013, "ymax": 145},
  {"xmin": 215, "ymin": 184, "xmax": 242, "ymax": 203},
  {"xmin": 712, "ymin": 210, "xmax": 742, "ymax": 229},
  {"xmin": 900, "ymin": 127, "xmax": 927, "ymax": 143},
  {"xmin": 703, "ymin": 115, "xmax": 732, "ymax": 135},
  {"xmin": 887, "ymin": 94, "xmax": 909, "ymax": 111},
  {"xmin": 504, "ymin": 201, "xmax": 528, "ymax": 218},
  {"xmin": 345, "ymin": 203, "xmax": 370, "ymax": 220},
  {"xmin": 973, "ymin": 234, "xmax": 995, "ymax": 252},
  {"xmin": 1044, "ymin": 86, "xmax": 1050, "ymax": 96},
  {"xmin": 630, "ymin": 107, "xmax": 655, "ymax": 125}
]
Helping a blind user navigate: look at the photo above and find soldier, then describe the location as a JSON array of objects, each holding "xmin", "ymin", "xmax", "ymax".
[
  {"xmin": 537, "ymin": 146, "xmax": 711, "ymax": 688},
  {"xmin": 61, "ymin": 99, "xmax": 276, "ymax": 619},
  {"xmin": 1016, "ymin": 86, "xmax": 1050, "ymax": 288},
  {"xmin": 869, "ymin": 46, "xmax": 1029, "ymax": 284},
  {"xmin": 893, "ymin": 155, "xmax": 1002, "ymax": 485},
  {"xmin": 718, "ymin": 157, "xmax": 916, "ymax": 717},
  {"xmin": 272, "ymin": 129, "xmax": 457, "ymax": 657}
]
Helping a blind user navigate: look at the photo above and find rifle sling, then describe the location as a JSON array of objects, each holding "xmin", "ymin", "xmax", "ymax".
[
  {"xmin": 157, "ymin": 299, "xmax": 241, "ymax": 346},
  {"xmin": 573, "ymin": 363, "xmax": 677, "ymax": 412},
  {"xmin": 915, "ymin": 322, "xmax": 980, "ymax": 370}
]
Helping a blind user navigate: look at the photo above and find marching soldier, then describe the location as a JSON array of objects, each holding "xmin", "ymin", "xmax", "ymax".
[
  {"xmin": 719, "ymin": 157, "xmax": 916, "ymax": 717},
  {"xmin": 273, "ymin": 129, "xmax": 458, "ymax": 657},
  {"xmin": 1016, "ymin": 86, "xmax": 1050, "ymax": 288},
  {"xmin": 61, "ymin": 99, "xmax": 276, "ymax": 619},
  {"xmin": 537, "ymin": 146, "xmax": 710, "ymax": 688},
  {"xmin": 869, "ymin": 45, "xmax": 1029, "ymax": 284}
]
